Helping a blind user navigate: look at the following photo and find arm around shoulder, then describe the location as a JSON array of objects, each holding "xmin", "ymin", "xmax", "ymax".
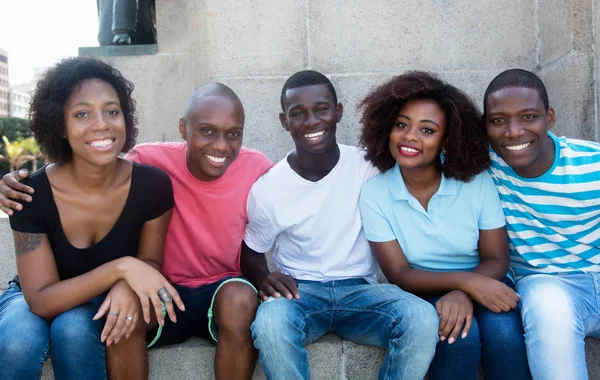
[{"xmin": 0, "ymin": 169, "xmax": 34, "ymax": 215}]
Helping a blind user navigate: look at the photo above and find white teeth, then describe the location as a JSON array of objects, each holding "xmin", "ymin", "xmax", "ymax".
[
  {"xmin": 305, "ymin": 131, "xmax": 325, "ymax": 140},
  {"xmin": 88, "ymin": 139, "xmax": 113, "ymax": 147},
  {"xmin": 400, "ymin": 146, "xmax": 419, "ymax": 153},
  {"xmin": 505, "ymin": 143, "xmax": 531, "ymax": 151},
  {"xmin": 206, "ymin": 154, "xmax": 226, "ymax": 163}
]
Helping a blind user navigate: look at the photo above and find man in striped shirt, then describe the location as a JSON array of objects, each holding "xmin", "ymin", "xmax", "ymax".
[{"xmin": 483, "ymin": 68, "xmax": 600, "ymax": 380}]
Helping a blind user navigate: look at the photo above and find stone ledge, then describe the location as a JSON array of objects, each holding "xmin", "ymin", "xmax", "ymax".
[
  {"xmin": 37, "ymin": 335, "xmax": 600, "ymax": 379},
  {"xmin": 78, "ymin": 44, "xmax": 158, "ymax": 57}
]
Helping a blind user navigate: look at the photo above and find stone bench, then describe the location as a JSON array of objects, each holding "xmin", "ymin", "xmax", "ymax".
[
  {"xmin": 37, "ymin": 335, "xmax": 600, "ymax": 379},
  {"xmin": 2, "ymin": 216, "xmax": 600, "ymax": 379}
]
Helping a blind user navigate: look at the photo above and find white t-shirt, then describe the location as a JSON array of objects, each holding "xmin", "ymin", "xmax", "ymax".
[{"xmin": 244, "ymin": 144, "xmax": 380, "ymax": 283}]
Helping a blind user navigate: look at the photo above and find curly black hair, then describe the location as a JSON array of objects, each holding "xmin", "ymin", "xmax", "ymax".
[
  {"xmin": 359, "ymin": 71, "xmax": 490, "ymax": 182},
  {"xmin": 28, "ymin": 57, "xmax": 138, "ymax": 163}
]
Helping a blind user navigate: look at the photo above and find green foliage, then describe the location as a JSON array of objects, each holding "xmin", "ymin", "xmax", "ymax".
[
  {"xmin": 0, "ymin": 117, "xmax": 33, "ymax": 175},
  {"xmin": 0, "ymin": 117, "xmax": 30, "ymax": 141}
]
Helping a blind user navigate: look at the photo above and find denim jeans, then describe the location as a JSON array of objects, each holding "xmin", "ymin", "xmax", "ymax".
[
  {"xmin": 0, "ymin": 281, "xmax": 107, "ymax": 380},
  {"xmin": 251, "ymin": 278, "xmax": 439, "ymax": 380},
  {"xmin": 424, "ymin": 277, "xmax": 531, "ymax": 380},
  {"xmin": 516, "ymin": 273, "xmax": 600, "ymax": 380}
]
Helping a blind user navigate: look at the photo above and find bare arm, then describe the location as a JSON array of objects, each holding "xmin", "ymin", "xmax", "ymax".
[
  {"xmin": 470, "ymin": 227, "xmax": 509, "ymax": 280},
  {"xmin": 370, "ymin": 226, "xmax": 512, "ymax": 295},
  {"xmin": 369, "ymin": 239, "xmax": 477, "ymax": 295},
  {"xmin": 95, "ymin": 209, "xmax": 180, "ymax": 344},
  {"xmin": 15, "ymin": 230, "xmax": 128, "ymax": 320},
  {"xmin": 463, "ymin": 226, "xmax": 519, "ymax": 312},
  {"xmin": 136, "ymin": 209, "xmax": 172, "ymax": 271},
  {"xmin": 370, "ymin": 227, "xmax": 518, "ymax": 312},
  {"xmin": 240, "ymin": 241, "xmax": 299, "ymax": 300},
  {"xmin": 131, "ymin": 209, "xmax": 184, "ymax": 321},
  {"xmin": 240, "ymin": 241, "xmax": 271, "ymax": 286},
  {"xmin": 15, "ymin": 210, "xmax": 182, "ymax": 322},
  {"xmin": 368, "ymin": 239, "xmax": 478, "ymax": 342}
]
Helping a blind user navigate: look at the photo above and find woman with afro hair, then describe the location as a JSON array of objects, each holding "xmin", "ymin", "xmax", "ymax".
[
  {"xmin": 358, "ymin": 72, "xmax": 530, "ymax": 380},
  {"xmin": 0, "ymin": 57, "xmax": 184, "ymax": 380}
]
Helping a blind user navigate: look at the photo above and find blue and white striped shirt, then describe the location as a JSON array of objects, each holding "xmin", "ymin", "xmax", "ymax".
[{"xmin": 488, "ymin": 132, "xmax": 600, "ymax": 277}]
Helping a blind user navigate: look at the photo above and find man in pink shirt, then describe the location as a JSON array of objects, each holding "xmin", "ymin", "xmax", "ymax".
[{"xmin": 0, "ymin": 83, "xmax": 273, "ymax": 380}]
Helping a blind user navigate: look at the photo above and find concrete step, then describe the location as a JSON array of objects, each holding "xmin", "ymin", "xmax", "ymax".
[{"xmin": 38, "ymin": 334, "xmax": 600, "ymax": 379}]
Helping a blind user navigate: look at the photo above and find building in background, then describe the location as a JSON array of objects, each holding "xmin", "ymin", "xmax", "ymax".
[
  {"xmin": 0, "ymin": 48, "xmax": 8, "ymax": 117},
  {"xmin": 8, "ymin": 88, "xmax": 30, "ymax": 119}
]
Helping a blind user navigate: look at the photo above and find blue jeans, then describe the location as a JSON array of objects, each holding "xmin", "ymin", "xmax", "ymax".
[
  {"xmin": 0, "ymin": 281, "xmax": 107, "ymax": 380},
  {"xmin": 424, "ymin": 277, "xmax": 531, "ymax": 380},
  {"xmin": 517, "ymin": 273, "xmax": 600, "ymax": 380},
  {"xmin": 251, "ymin": 278, "xmax": 439, "ymax": 380}
]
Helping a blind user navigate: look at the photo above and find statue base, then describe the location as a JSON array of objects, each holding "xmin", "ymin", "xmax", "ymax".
[{"xmin": 79, "ymin": 44, "xmax": 158, "ymax": 57}]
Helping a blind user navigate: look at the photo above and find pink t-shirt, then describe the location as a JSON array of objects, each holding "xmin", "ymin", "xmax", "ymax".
[{"xmin": 126, "ymin": 142, "xmax": 273, "ymax": 287}]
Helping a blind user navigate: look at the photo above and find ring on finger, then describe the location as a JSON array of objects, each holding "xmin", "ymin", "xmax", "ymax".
[
  {"xmin": 157, "ymin": 287, "xmax": 173, "ymax": 303},
  {"xmin": 126, "ymin": 316, "xmax": 134, "ymax": 321},
  {"xmin": 109, "ymin": 311, "xmax": 119, "ymax": 316}
]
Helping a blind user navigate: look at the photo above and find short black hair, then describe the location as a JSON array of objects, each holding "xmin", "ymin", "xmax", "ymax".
[
  {"xmin": 280, "ymin": 70, "xmax": 337, "ymax": 111},
  {"xmin": 483, "ymin": 69, "xmax": 549, "ymax": 114},
  {"xmin": 29, "ymin": 57, "xmax": 138, "ymax": 163},
  {"xmin": 359, "ymin": 71, "xmax": 490, "ymax": 182}
]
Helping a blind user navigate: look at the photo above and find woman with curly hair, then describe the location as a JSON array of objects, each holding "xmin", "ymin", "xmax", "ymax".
[
  {"xmin": 358, "ymin": 72, "xmax": 530, "ymax": 380},
  {"xmin": 0, "ymin": 57, "xmax": 184, "ymax": 380}
]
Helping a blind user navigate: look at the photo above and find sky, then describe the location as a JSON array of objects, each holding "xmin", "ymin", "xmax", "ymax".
[{"xmin": 0, "ymin": 0, "xmax": 98, "ymax": 85}]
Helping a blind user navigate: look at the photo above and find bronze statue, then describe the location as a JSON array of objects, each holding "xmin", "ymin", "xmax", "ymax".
[{"xmin": 97, "ymin": 0, "xmax": 156, "ymax": 45}]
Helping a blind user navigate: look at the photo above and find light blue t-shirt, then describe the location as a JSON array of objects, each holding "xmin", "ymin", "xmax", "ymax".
[
  {"xmin": 359, "ymin": 164, "xmax": 506, "ymax": 272},
  {"xmin": 488, "ymin": 132, "xmax": 600, "ymax": 277}
]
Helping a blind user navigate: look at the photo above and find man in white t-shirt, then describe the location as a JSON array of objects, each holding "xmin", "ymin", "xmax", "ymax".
[{"xmin": 240, "ymin": 70, "xmax": 438, "ymax": 380}]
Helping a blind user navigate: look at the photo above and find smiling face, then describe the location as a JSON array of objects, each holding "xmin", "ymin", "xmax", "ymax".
[
  {"xmin": 389, "ymin": 98, "xmax": 446, "ymax": 172},
  {"xmin": 179, "ymin": 95, "xmax": 245, "ymax": 182},
  {"xmin": 279, "ymin": 84, "xmax": 342, "ymax": 154},
  {"xmin": 63, "ymin": 78, "xmax": 126, "ymax": 166},
  {"xmin": 485, "ymin": 86, "xmax": 555, "ymax": 178}
]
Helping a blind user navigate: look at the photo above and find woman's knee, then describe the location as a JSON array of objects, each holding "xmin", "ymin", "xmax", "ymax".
[
  {"xmin": 51, "ymin": 304, "xmax": 102, "ymax": 346},
  {"xmin": 0, "ymin": 328, "xmax": 50, "ymax": 370},
  {"xmin": 478, "ymin": 308, "xmax": 524, "ymax": 344},
  {"xmin": 439, "ymin": 322, "xmax": 481, "ymax": 352},
  {"xmin": 0, "ymin": 294, "xmax": 50, "ymax": 368}
]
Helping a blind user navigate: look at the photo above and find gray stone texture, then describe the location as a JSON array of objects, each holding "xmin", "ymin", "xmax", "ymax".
[
  {"xmin": 0, "ymin": 217, "xmax": 14, "ymax": 291},
  {"xmin": 79, "ymin": 44, "xmax": 158, "ymax": 57},
  {"xmin": 539, "ymin": 0, "xmax": 598, "ymax": 141},
  {"xmin": 204, "ymin": 0, "xmax": 308, "ymax": 78},
  {"xmin": 595, "ymin": 0, "xmax": 600, "ymax": 141},
  {"xmin": 84, "ymin": 0, "xmax": 598, "ymax": 163},
  {"xmin": 309, "ymin": 0, "xmax": 537, "ymax": 73},
  {"xmin": 540, "ymin": 52, "xmax": 597, "ymax": 140}
]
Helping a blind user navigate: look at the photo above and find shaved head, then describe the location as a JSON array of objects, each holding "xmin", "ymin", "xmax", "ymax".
[{"xmin": 183, "ymin": 83, "xmax": 243, "ymax": 119}]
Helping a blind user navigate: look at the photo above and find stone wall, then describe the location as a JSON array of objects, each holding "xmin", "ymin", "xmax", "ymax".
[{"xmin": 89, "ymin": 0, "xmax": 598, "ymax": 163}]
